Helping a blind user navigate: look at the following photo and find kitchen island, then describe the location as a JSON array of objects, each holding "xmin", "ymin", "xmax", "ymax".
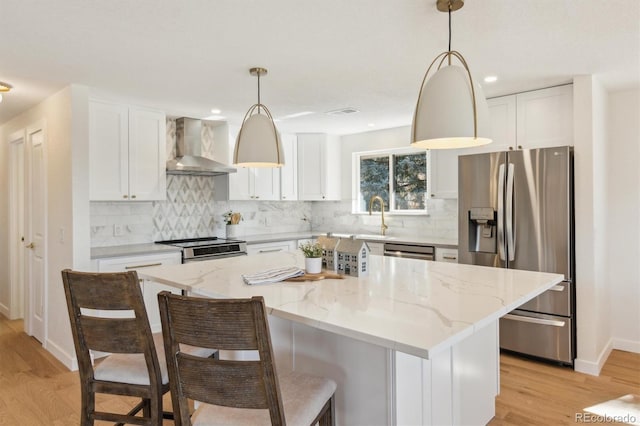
[{"xmin": 140, "ymin": 252, "xmax": 563, "ymax": 425}]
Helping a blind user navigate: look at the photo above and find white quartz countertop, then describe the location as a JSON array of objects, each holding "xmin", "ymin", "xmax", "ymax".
[
  {"xmin": 140, "ymin": 252, "xmax": 562, "ymax": 359},
  {"xmin": 91, "ymin": 243, "xmax": 182, "ymax": 259}
]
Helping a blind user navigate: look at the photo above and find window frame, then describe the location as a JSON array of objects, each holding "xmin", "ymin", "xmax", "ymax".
[{"xmin": 352, "ymin": 147, "xmax": 430, "ymax": 216}]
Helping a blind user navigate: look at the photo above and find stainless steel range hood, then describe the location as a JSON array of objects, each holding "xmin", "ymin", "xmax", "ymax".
[{"xmin": 166, "ymin": 117, "xmax": 236, "ymax": 176}]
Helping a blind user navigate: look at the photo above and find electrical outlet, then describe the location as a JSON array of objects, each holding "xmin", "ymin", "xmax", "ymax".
[{"xmin": 113, "ymin": 224, "xmax": 124, "ymax": 236}]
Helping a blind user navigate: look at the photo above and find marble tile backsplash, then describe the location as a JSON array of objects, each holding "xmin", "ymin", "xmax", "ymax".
[{"xmin": 310, "ymin": 199, "xmax": 458, "ymax": 241}]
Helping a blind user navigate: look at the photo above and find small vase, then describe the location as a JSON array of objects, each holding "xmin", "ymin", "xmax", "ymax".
[
  {"xmin": 305, "ymin": 257, "xmax": 322, "ymax": 274},
  {"xmin": 226, "ymin": 224, "xmax": 239, "ymax": 239}
]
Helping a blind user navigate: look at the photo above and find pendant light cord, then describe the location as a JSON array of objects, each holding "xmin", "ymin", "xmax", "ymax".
[
  {"xmin": 448, "ymin": 6, "xmax": 452, "ymax": 53},
  {"xmin": 257, "ymin": 71, "xmax": 261, "ymax": 113}
]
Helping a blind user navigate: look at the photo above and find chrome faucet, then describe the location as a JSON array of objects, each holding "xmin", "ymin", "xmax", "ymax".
[{"xmin": 368, "ymin": 195, "xmax": 389, "ymax": 236}]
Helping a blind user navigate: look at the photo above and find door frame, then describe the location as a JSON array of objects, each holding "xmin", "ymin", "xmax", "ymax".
[{"xmin": 7, "ymin": 129, "xmax": 26, "ymax": 320}]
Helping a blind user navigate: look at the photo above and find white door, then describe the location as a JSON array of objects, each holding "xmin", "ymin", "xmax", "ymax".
[
  {"xmin": 8, "ymin": 131, "xmax": 26, "ymax": 320},
  {"xmin": 25, "ymin": 123, "xmax": 46, "ymax": 343}
]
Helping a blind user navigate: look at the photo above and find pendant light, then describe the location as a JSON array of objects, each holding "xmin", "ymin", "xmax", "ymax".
[
  {"xmin": 411, "ymin": 0, "xmax": 492, "ymax": 149},
  {"xmin": 233, "ymin": 67, "xmax": 284, "ymax": 167},
  {"xmin": 0, "ymin": 81, "xmax": 12, "ymax": 104}
]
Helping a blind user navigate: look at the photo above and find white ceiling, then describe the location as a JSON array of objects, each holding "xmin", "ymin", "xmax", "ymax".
[{"xmin": 1, "ymin": 0, "xmax": 639, "ymax": 135}]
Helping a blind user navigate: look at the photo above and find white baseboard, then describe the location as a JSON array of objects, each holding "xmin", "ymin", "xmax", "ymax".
[
  {"xmin": 46, "ymin": 338, "xmax": 78, "ymax": 371},
  {"xmin": 574, "ymin": 338, "xmax": 613, "ymax": 376},
  {"xmin": 613, "ymin": 338, "xmax": 640, "ymax": 354},
  {"xmin": 0, "ymin": 302, "xmax": 10, "ymax": 318}
]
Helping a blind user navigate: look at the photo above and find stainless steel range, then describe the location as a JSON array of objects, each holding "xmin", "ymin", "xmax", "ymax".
[{"xmin": 156, "ymin": 237, "xmax": 247, "ymax": 263}]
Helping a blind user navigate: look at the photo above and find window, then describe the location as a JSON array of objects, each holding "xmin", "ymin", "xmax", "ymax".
[{"xmin": 353, "ymin": 148, "xmax": 428, "ymax": 214}]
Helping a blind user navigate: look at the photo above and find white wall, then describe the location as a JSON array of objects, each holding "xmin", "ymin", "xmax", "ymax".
[
  {"xmin": 0, "ymin": 85, "xmax": 91, "ymax": 369},
  {"xmin": 607, "ymin": 89, "xmax": 640, "ymax": 352}
]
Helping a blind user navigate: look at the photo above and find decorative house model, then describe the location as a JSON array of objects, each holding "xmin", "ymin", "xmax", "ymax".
[
  {"xmin": 317, "ymin": 235, "xmax": 341, "ymax": 272},
  {"xmin": 336, "ymin": 238, "xmax": 370, "ymax": 277}
]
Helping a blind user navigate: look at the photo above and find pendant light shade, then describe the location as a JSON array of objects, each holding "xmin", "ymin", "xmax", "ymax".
[
  {"xmin": 233, "ymin": 67, "xmax": 284, "ymax": 168},
  {"xmin": 410, "ymin": 0, "xmax": 492, "ymax": 150}
]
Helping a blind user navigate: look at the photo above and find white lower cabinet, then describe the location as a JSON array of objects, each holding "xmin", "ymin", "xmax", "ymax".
[
  {"xmin": 96, "ymin": 252, "xmax": 181, "ymax": 332},
  {"xmin": 246, "ymin": 240, "xmax": 297, "ymax": 256},
  {"xmin": 435, "ymin": 248, "xmax": 458, "ymax": 263},
  {"xmin": 366, "ymin": 242, "xmax": 384, "ymax": 256}
]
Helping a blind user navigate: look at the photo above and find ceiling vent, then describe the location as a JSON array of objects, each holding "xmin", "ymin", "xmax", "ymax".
[{"xmin": 325, "ymin": 107, "xmax": 360, "ymax": 116}]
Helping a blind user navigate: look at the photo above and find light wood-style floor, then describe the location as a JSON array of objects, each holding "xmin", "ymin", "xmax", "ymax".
[{"xmin": 1, "ymin": 314, "xmax": 638, "ymax": 425}]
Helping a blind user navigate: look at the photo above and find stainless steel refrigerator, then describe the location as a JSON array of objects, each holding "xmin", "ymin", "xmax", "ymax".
[{"xmin": 458, "ymin": 146, "xmax": 575, "ymax": 365}]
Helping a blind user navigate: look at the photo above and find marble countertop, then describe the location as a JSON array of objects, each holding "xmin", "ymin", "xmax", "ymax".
[
  {"xmin": 91, "ymin": 243, "xmax": 182, "ymax": 259},
  {"xmin": 139, "ymin": 252, "xmax": 562, "ymax": 359}
]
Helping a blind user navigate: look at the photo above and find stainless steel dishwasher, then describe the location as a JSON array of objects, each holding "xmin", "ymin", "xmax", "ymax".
[{"xmin": 383, "ymin": 242, "xmax": 435, "ymax": 261}]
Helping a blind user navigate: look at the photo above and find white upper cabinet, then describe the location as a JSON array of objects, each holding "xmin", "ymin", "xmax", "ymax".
[
  {"xmin": 516, "ymin": 85, "xmax": 573, "ymax": 149},
  {"xmin": 429, "ymin": 149, "xmax": 462, "ymax": 199},
  {"xmin": 429, "ymin": 85, "xmax": 573, "ymax": 199},
  {"xmin": 297, "ymin": 133, "xmax": 341, "ymax": 201},
  {"xmin": 280, "ymin": 134, "xmax": 298, "ymax": 200},
  {"xmin": 90, "ymin": 100, "xmax": 166, "ymax": 201},
  {"xmin": 219, "ymin": 125, "xmax": 280, "ymax": 201}
]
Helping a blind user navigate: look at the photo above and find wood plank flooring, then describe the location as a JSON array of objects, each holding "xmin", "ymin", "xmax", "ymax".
[{"xmin": 1, "ymin": 314, "xmax": 638, "ymax": 425}]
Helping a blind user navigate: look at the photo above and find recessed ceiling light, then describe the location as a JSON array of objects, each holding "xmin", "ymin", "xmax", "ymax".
[
  {"xmin": 368, "ymin": 123, "xmax": 375, "ymax": 127},
  {"xmin": 325, "ymin": 107, "xmax": 360, "ymax": 116},
  {"xmin": 484, "ymin": 76, "xmax": 498, "ymax": 83},
  {"xmin": 203, "ymin": 115, "xmax": 226, "ymax": 121},
  {"xmin": 210, "ymin": 108, "xmax": 221, "ymax": 114}
]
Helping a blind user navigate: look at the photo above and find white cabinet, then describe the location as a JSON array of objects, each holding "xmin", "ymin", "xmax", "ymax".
[
  {"xmin": 229, "ymin": 167, "xmax": 281, "ymax": 200},
  {"xmin": 96, "ymin": 252, "xmax": 181, "ymax": 332},
  {"xmin": 297, "ymin": 134, "xmax": 341, "ymax": 201},
  {"xmin": 280, "ymin": 134, "xmax": 298, "ymax": 200},
  {"xmin": 216, "ymin": 125, "xmax": 281, "ymax": 201},
  {"xmin": 367, "ymin": 242, "xmax": 384, "ymax": 256},
  {"xmin": 90, "ymin": 100, "xmax": 166, "ymax": 201},
  {"xmin": 246, "ymin": 240, "xmax": 297, "ymax": 255},
  {"xmin": 429, "ymin": 149, "xmax": 463, "ymax": 199},
  {"xmin": 516, "ymin": 85, "xmax": 573, "ymax": 149},
  {"xmin": 435, "ymin": 248, "xmax": 458, "ymax": 263}
]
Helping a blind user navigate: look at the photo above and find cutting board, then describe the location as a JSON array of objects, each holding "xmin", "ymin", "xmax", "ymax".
[{"xmin": 284, "ymin": 272, "xmax": 344, "ymax": 282}]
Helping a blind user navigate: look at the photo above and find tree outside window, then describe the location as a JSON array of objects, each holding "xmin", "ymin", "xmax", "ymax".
[{"xmin": 354, "ymin": 148, "xmax": 428, "ymax": 214}]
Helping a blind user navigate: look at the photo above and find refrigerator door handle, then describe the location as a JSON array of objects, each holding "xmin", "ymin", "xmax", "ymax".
[
  {"xmin": 497, "ymin": 163, "xmax": 506, "ymax": 261},
  {"xmin": 506, "ymin": 163, "xmax": 515, "ymax": 261}
]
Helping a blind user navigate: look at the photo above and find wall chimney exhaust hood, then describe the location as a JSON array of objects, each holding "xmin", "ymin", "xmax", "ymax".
[{"xmin": 166, "ymin": 117, "xmax": 236, "ymax": 176}]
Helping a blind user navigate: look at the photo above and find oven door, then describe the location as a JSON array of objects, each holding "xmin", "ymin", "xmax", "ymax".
[{"xmin": 184, "ymin": 252, "xmax": 248, "ymax": 263}]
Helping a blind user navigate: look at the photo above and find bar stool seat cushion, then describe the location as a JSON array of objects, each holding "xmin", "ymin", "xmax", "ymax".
[{"xmin": 191, "ymin": 371, "xmax": 336, "ymax": 426}]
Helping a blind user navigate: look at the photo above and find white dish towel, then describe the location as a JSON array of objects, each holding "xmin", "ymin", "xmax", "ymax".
[{"xmin": 242, "ymin": 266, "xmax": 304, "ymax": 285}]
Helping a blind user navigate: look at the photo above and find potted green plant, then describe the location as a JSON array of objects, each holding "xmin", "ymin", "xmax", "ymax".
[
  {"xmin": 299, "ymin": 241, "xmax": 323, "ymax": 274},
  {"xmin": 223, "ymin": 211, "xmax": 242, "ymax": 238}
]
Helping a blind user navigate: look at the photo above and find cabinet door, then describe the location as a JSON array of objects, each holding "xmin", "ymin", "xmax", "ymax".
[
  {"xmin": 430, "ymin": 149, "xmax": 461, "ymax": 199},
  {"xmin": 128, "ymin": 107, "xmax": 167, "ymax": 201},
  {"xmin": 251, "ymin": 168, "xmax": 280, "ymax": 200},
  {"xmin": 228, "ymin": 167, "xmax": 252, "ymax": 200},
  {"xmin": 280, "ymin": 134, "xmax": 298, "ymax": 200},
  {"xmin": 297, "ymin": 134, "xmax": 341, "ymax": 201},
  {"xmin": 485, "ymin": 95, "xmax": 517, "ymax": 153},
  {"xmin": 516, "ymin": 85, "xmax": 573, "ymax": 149},
  {"xmin": 298, "ymin": 134, "xmax": 325, "ymax": 200},
  {"xmin": 89, "ymin": 101, "xmax": 129, "ymax": 201}
]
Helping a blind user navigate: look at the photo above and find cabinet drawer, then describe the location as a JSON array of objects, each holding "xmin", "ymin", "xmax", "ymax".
[
  {"xmin": 246, "ymin": 240, "xmax": 296, "ymax": 255},
  {"xmin": 435, "ymin": 248, "xmax": 458, "ymax": 263}
]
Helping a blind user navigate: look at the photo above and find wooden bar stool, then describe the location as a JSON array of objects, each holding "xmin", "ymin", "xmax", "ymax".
[
  {"xmin": 158, "ymin": 292, "xmax": 336, "ymax": 426},
  {"xmin": 61, "ymin": 269, "xmax": 214, "ymax": 425}
]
